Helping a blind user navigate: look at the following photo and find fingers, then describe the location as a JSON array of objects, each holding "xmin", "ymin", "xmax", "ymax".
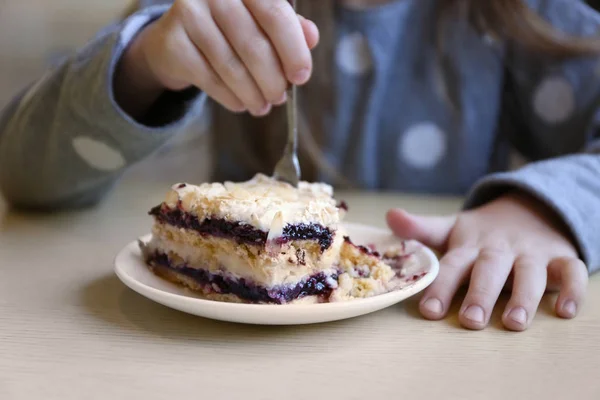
[
  {"xmin": 244, "ymin": 0, "xmax": 313, "ymax": 84},
  {"xmin": 162, "ymin": 21, "xmax": 246, "ymax": 112},
  {"xmin": 181, "ymin": 0, "xmax": 269, "ymax": 115},
  {"xmin": 423, "ymin": 252, "xmax": 587, "ymax": 331},
  {"xmin": 168, "ymin": 0, "xmax": 316, "ymax": 115},
  {"xmin": 548, "ymin": 257, "xmax": 588, "ymax": 319},
  {"xmin": 386, "ymin": 209, "xmax": 455, "ymax": 251},
  {"xmin": 211, "ymin": 0, "xmax": 288, "ymax": 105},
  {"xmin": 502, "ymin": 256, "xmax": 547, "ymax": 332},
  {"xmin": 186, "ymin": 50, "xmax": 247, "ymax": 113},
  {"xmin": 419, "ymin": 247, "xmax": 478, "ymax": 320},
  {"xmin": 299, "ymin": 16, "xmax": 319, "ymax": 49},
  {"xmin": 459, "ymin": 248, "xmax": 514, "ymax": 330}
]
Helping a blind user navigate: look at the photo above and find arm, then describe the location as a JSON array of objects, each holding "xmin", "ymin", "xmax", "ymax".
[
  {"xmin": 0, "ymin": 5, "xmax": 207, "ymax": 210},
  {"xmin": 464, "ymin": 0, "xmax": 600, "ymax": 273}
]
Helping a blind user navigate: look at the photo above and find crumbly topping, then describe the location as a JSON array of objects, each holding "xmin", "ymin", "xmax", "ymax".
[{"xmin": 162, "ymin": 174, "xmax": 343, "ymax": 231}]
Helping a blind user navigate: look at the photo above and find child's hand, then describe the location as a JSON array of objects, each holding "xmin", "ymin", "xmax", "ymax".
[
  {"xmin": 386, "ymin": 192, "xmax": 588, "ymax": 331},
  {"xmin": 131, "ymin": 0, "xmax": 318, "ymax": 116}
]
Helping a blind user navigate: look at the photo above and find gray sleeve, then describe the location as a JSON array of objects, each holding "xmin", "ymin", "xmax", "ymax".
[
  {"xmin": 0, "ymin": 4, "xmax": 207, "ymax": 210},
  {"xmin": 464, "ymin": 0, "xmax": 600, "ymax": 273}
]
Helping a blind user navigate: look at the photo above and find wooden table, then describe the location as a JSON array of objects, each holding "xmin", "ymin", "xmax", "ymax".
[{"xmin": 1, "ymin": 174, "xmax": 600, "ymax": 400}]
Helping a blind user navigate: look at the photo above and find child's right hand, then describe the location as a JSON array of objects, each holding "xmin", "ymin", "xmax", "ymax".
[{"xmin": 129, "ymin": 0, "xmax": 319, "ymax": 116}]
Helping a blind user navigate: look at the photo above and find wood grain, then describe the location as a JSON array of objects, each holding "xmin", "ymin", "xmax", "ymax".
[
  {"xmin": 1, "ymin": 4, "xmax": 600, "ymax": 397},
  {"xmin": 1, "ymin": 175, "xmax": 600, "ymax": 400}
]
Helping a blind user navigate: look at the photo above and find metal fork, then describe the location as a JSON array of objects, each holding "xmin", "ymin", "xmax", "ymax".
[{"xmin": 272, "ymin": 0, "xmax": 301, "ymax": 187}]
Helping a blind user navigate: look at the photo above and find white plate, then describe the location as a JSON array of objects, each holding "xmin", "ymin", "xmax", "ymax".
[{"xmin": 114, "ymin": 223, "xmax": 439, "ymax": 325}]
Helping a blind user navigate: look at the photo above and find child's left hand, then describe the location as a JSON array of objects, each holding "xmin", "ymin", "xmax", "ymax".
[{"xmin": 386, "ymin": 192, "xmax": 588, "ymax": 331}]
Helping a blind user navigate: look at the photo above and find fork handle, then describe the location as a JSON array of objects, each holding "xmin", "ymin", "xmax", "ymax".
[{"xmin": 286, "ymin": 85, "xmax": 298, "ymax": 153}]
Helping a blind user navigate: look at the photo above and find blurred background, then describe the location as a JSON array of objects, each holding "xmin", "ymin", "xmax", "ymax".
[
  {"xmin": 0, "ymin": 0, "xmax": 126, "ymax": 109},
  {"xmin": 2, "ymin": 0, "xmax": 600, "ymax": 187},
  {"xmin": 0, "ymin": 0, "xmax": 212, "ymax": 184},
  {"xmin": 3, "ymin": 0, "xmax": 600, "ymax": 109}
]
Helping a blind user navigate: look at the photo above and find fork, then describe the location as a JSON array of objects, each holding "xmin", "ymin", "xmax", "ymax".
[{"xmin": 272, "ymin": 0, "xmax": 301, "ymax": 187}]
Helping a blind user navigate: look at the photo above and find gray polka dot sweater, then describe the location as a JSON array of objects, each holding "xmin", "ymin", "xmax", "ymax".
[{"xmin": 1, "ymin": 0, "xmax": 600, "ymax": 272}]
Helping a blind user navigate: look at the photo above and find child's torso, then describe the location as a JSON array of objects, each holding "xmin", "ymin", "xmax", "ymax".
[
  {"xmin": 143, "ymin": 0, "xmax": 595, "ymax": 193},
  {"xmin": 323, "ymin": 0, "xmax": 507, "ymax": 193}
]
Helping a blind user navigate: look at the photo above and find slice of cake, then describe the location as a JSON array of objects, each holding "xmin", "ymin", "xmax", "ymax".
[{"xmin": 139, "ymin": 174, "xmax": 418, "ymax": 304}]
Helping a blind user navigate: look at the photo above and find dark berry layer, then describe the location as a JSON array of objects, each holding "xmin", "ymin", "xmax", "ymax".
[
  {"xmin": 150, "ymin": 205, "xmax": 265, "ymax": 243},
  {"xmin": 337, "ymin": 201, "xmax": 349, "ymax": 212},
  {"xmin": 343, "ymin": 236, "xmax": 381, "ymax": 258},
  {"xmin": 146, "ymin": 252, "xmax": 339, "ymax": 304},
  {"xmin": 280, "ymin": 223, "xmax": 333, "ymax": 250},
  {"xmin": 149, "ymin": 204, "xmax": 334, "ymax": 251}
]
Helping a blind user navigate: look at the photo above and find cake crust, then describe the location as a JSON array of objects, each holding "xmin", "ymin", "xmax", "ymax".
[{"xmin": 162, "ymin": 174, "xmax": 343, "ymax": 232}]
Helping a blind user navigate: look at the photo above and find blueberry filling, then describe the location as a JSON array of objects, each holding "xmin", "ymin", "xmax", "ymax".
[
  {"xmin": 149, "ymin": 204, "xmax": 334, "ymax": 251},
  {"xmin": 146, "ymin": 252, "xmax": 339, "ymax": 304},
  {"xmin": 343, "ymin": 236, "xmax": 381, "ymax": 258},
  {"xmin": 279, "ymin": 223, "xmax": 333, "ymax": 251},
  {"xmin": 337, "ymin": 201, "xmax": 349, "ymax": 212},
  {"xmin": 343, "ymin": 237, "xmax": 424, "ymax": 281}
]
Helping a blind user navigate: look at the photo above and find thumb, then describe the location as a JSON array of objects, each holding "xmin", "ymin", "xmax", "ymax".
[{"xmin": 385, "ymin": 209, "xmax": 456, "ymax": 251}]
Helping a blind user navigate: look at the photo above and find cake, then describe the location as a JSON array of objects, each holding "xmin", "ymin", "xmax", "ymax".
[{"xmin": 139, "ymin": 174, "xmax": 423, "ymax": 304}]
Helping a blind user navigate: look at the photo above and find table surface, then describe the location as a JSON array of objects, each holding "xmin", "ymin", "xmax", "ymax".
[{"xmin": 1, "ymin": 174, "xmax": 600, "ymax": 400}]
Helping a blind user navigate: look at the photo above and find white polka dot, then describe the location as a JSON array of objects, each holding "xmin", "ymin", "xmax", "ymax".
[
  {"xmin": 120, "ymin": 14, "xmax": 151, "ymax": 47},
  {"xmin": 533, "ymin": 76, "xmax": 575, "ymax": 124},
  {"xmin": 399, "ymin": 123, "xmax": 447, "ymax": 169},
  {"xmin": 72, "ymin": 137, "xmax": 126, "ymax": 171},
  {"xmin": 482, "ymin": 33, "xmax": 496, "ymax": 46},
  {"xmin": 336, "ymin": 32, "xmax": 373, "ymax": 76}
]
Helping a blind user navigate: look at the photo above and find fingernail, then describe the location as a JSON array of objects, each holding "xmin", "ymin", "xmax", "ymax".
[
  {"xmin": 292, "ymin": 68, "xmax": 310, "ymax": 84},
  {"xmin": 463, "ymin": 305, "xmax": 485, "ymax": 324},
  {"xmin": 253, "ymin": 104, "xmax": 271, "ymax": 116},
  {"xmin": 422, "ymin": 298, "xmax": 443, "ymax": 315},
  {"xmin": 508, "ymin": 307, "xmax": 528, "ymax": 325},
  {"xmin": 274, "ymin": 92, "xmax": 287, "ymax": 105},
  {"xmin": 563, "ymin": 300, "xmax": 577, "ymax": 317}
]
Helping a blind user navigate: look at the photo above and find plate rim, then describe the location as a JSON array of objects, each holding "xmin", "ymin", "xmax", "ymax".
[{"xmin": 114, "ymin": 222, "xmax": 439, "ymax": 314}]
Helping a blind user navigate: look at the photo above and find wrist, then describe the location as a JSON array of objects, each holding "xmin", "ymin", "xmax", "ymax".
[
  {"xmin": 114, "ymin": 21, "xmax": 166, "ymax": 119},
  {"xmin": 497, "ymin": 191, "xmax": 579, "ymax": 254}
]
